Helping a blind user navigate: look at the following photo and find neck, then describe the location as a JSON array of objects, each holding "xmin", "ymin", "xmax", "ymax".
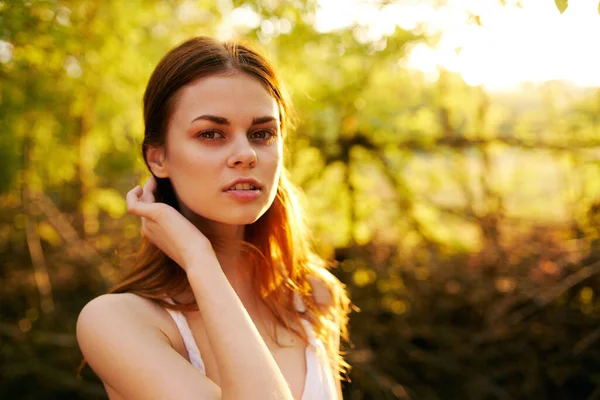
[
  {"xmin": 178, "ymin": 204, "xmax": 256, "ymax": 306},
  {"xmin": 216, "ymin": 250, "xmax": 256, "ymax": 302}
]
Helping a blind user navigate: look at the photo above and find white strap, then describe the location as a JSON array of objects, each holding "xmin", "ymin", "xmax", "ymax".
[{"xmin": 164, "ymin": 307, "xmax": 206, "ymax": 374}]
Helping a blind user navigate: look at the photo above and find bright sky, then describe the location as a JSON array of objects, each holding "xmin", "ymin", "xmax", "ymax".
[{"xmin": 315, "ymin": 0, "xmax": 600, "ymax": 90}]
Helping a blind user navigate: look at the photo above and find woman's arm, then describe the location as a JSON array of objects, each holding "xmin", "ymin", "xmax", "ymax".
[
  {"xmin": 77, "ymin": 262, "xmax": 294, "ymax": 400},
  {"xmin": 77, "ymin": 179, "xmax": 294, "ymax": 400},
  {"xmin": 183, "ymin": 250, "xmax": 295, "ymax": 400},
  {"xmin": 77, "ymin": 293, "xmax": 223, "ymax": 400}
]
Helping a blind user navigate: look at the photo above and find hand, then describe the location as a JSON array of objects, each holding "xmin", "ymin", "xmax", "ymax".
[{"xmin": 126, "ymin": 176, "xmax": 213, "ymax": 271}]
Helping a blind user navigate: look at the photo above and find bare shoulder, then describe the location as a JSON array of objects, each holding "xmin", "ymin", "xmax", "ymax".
[
  {"xmin": 77, "ymin": 293, "xmax": 166, "ymax": 343},
  {"xmin": 79, "ymin": 292, "xmax": 146, "ymax": 315},
  {"xmin": 76, "ymin": 293, "xmax": 219, "ymax": 400},
  {"xmin": 77, "ymin": 292, "xmax": 188, "ymax": 362},
  {"xmin": 307, "ymin": 269, "xmax": 340, "ymax": 309},
  {"xmin": 78, "ymin": 292, "xmax": 162, "ymax": 325}
]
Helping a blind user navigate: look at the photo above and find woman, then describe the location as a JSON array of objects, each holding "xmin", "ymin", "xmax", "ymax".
[{"xmin": 76, "ymin": 36, "xmax": 351, "ymax": 400}]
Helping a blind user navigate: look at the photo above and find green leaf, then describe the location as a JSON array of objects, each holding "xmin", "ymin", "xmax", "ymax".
[{"xmin": 555, "ymin": 0, "xmax": 568, "ymax": 14}]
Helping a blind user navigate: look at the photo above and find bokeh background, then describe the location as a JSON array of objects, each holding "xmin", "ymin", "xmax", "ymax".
[{"xmin": 2, "ymin": 0, "xmax": 600, "ymax": 399}]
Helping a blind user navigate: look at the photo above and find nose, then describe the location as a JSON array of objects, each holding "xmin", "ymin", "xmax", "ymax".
[{"xmin": 227, "ymin": 136, "xmax": 257, "ymax": 168}]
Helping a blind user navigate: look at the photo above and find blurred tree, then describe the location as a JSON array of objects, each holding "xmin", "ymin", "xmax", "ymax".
[{"xmin": 2, "ymin": 0, "xmax": 600, "ymax": 399}]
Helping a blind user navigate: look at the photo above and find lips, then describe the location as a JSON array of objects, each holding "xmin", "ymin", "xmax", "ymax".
[
  {"xmin": 223, "ymin": 178, "xmax": 262, "ymax": 192},
  {"xmin": 223, "ymin": 178, "xmax": 262, "ymax": 202},
  {"xmin": 226, "ymin": 183, "xmax": 259, "ymax": 191}
]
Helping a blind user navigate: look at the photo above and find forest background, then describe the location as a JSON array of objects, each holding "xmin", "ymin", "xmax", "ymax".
[{"xmin": 2, "ymin": 0, "xmax": 600, "ymax": 399}]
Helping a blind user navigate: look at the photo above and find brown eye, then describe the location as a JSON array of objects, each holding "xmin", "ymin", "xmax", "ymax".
[
  {"xmin": 197, "ymin": 130, "xmax": 224, "ymax": 139},
  {"xmin": 250, "ymin": 130, "xmax": 275, "ymax": 140}
]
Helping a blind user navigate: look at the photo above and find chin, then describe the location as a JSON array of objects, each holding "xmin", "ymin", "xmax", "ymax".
[
  {"xmin": 179, "ymin": 194, "xmax": 270, "ymax": 223},
  {"xmin": 197, "ymin": 206, "xmax": 269, "ymax": 227},
  {"xmin": 222, "ymin": 210, "xmax": 266, "ymax": 226}
]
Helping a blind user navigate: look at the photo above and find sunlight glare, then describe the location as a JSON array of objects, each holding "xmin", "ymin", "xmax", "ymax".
[{"xmin": 317, "ymin": 0, "xmax": 600, "ymax": 90}]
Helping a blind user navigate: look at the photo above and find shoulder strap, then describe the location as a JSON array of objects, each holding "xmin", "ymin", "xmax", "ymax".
[
  {"xmin": 293, "ymin": 291, "xmax": 307, "ymax": 313},
  {"xmin": 294, "ymin": 292, "xmax": 319, "ymax": 345},
  {"xmin": 163, "ymin": 307, "xmax": 206, "ymax": 374},
  {"xmin": 294, "ymin": 292, "xmax": 336, "ymax": 400}
]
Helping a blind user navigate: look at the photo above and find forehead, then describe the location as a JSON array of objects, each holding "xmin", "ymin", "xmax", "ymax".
[{"xmin": 172, "ymin": 73, "xmax": 279, "ymax": 122}]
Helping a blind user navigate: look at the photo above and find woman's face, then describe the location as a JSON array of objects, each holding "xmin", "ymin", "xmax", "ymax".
[{"xmin": 149, "ymin": 73, "xmax": 283, "ymax": 228}]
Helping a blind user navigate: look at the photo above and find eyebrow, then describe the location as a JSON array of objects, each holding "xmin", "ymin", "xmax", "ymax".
[{"xmin": 190, "ymin": 115, "xmax": 278, "ymax": 125}]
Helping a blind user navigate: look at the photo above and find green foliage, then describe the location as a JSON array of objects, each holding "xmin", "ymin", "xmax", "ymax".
[
  {"xmin": 554, "ymin": 0, "xmax": 600, "ymax": 14},
  {"xmin": 2, "ymin": 0, "xmax": 600, "ymax": 399},
  {"xmin": 555, "ymin": 0, "xmax": 569, "ymax": 14}
]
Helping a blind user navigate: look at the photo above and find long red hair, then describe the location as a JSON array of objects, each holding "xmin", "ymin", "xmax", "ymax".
[{"xmin": 92, "ymin": 37, "xmax": 351, "ymax": 380}]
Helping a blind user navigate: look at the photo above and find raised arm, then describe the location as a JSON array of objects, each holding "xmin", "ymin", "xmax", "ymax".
[
  {"xmin": 77, "ymin": 259, "xmax": 294, "ymax": 400},
  {"xmin": 183, "ymin": 249, "xmax": 295, "ymax": 400},
  {"xmin": 76, "ymin": 180, "xmax": 294, "ymax": 400},
  {"xmin": 77, "ymin": 293, "xmax": 222, "ymax": 400}
]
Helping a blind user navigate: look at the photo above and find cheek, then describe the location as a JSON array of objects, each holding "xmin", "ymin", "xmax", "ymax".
[
  {"xmin": 264, "ymin": 152, "xmax": 283, "ymax": 192},
  {"xmin": 260, "ymin": 145, "xmax": 282, "ymax": 168},
  {"xmin": 166, "ymin": 150, "xmax": 220, "ymax": 196},
  {"xmin": 169, "ymin": 141, "xmax": 220, "ymax": 172},
  {"xmin": 263, "ymin": 155, "xmax": 282, "ymax": 186}
]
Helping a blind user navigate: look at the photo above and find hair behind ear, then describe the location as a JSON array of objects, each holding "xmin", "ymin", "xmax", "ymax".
[{"xmin": 154, "ymin": 177, "xmax": 179, "ymax": 209}]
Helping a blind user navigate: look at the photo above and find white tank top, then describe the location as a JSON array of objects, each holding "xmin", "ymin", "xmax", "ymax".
[{"xmin": 164, "ymin": 293, "xmax": 337, "ymax": 400}]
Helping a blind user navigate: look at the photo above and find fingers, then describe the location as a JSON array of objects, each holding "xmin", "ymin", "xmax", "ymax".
[
  {"xmin": 126, "ymin": 185, "xmax": 142, "ymax": 210},
  {"xmin": 126, "ymin": 185, "xmax": 155, "ymax": 218},
  {"xmin": 141, "ymin": 176, "xmax": 157, "ymax": 203}
]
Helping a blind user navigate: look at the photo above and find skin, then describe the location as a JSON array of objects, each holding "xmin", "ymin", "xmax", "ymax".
[
  {"xmin": 145, "ymin": 73, "xmax": 283, "ymax": 298},
  {"xmin": 153, "ymin": 73, "xmax": 283, "ymax": 230},
  {"xmin": 76, "ymin": 73, "xmax": 342, "ymax": 400}
]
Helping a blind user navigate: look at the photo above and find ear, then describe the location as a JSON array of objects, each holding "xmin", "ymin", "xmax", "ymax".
[{"xmin": 146, "ymin": 146, "xmax": 169, "ymax": 178}]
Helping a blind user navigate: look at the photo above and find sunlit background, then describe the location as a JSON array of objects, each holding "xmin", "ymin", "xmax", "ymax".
[
  {"xmin": 316, "ymin": 0, "xmax": 600, "ymax": 88},
  {"xmin": 2, "ymin": 0, "xmax": 600, "ymax": 399}
]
